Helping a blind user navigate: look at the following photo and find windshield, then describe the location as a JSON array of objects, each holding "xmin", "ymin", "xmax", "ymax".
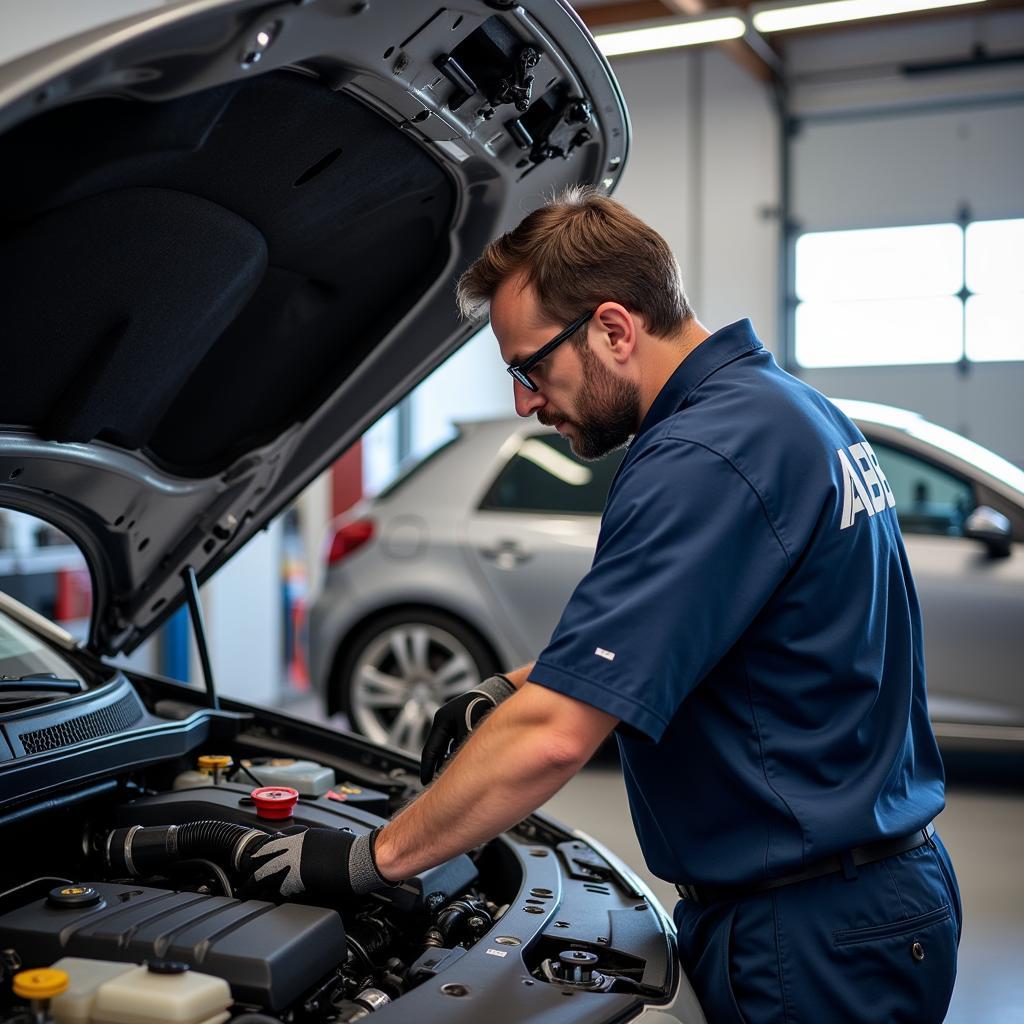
[{"xmin": 0, "ymin": 608, "xmax": 85, "ymax": 685}]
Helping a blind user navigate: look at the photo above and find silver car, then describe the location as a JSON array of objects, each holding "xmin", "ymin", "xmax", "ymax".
[{"xmin": 310, "ymin": 402, "xmax": 1024, "ymax": 755}]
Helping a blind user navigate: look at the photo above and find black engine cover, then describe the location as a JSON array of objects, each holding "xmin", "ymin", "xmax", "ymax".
[
  {"xmin": 0, "ymin": 881, "xmax": 344, "ymax": 1011},
  {"xmin": 112, "ymin": 784, "xmax": 478, "ymax": 912}
]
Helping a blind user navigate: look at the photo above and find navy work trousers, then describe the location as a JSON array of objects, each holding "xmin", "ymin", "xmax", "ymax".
[{"xmin": 674, "ymin": 833, "xmax": 962, "ymax": 1024}]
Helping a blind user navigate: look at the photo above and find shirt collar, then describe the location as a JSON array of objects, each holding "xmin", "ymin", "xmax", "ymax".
[{"xmin": 633, "ymin": 318, "xmax": 764, "ymax": 443}]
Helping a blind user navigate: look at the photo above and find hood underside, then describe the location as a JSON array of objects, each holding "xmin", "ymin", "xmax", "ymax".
[{"xmin": 0, "ymin": 0, "xmax": 629, "ymax": 655}]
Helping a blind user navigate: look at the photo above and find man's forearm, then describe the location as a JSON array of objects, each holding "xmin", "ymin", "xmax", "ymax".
[{"xmin": 375, "ymin": 682, "xmax": 615, "ymax": 881}]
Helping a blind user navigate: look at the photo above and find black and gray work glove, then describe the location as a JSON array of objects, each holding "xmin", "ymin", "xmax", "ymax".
[
  {"xmin": 240, "ymin": 825, "xmax": 388, "ymax": 901},
  {"xmin": 419, "ymin": 674, "xmax": 516, "ymax": 784}
]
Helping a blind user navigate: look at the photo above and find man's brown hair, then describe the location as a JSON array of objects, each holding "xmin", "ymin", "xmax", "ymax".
[{"xmin": 457, "ymin": 186, "xmax": 693, "ymax": 341}]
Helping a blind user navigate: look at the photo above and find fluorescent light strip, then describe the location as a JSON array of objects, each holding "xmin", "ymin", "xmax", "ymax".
[
  {"xmin": 596, "ymin": 16, "xmax": 746, "ymax": 57},
  {"xmin": 753, "ymin": 0, "xmax": 987, "ymax": 33}
]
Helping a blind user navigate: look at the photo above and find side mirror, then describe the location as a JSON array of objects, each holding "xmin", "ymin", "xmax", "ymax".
[{"xmin": 963, "ymin": 506, "xmax": 1013, "ymax": 558}]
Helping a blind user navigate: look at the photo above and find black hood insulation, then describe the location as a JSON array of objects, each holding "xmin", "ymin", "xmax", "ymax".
[{"xmin": 0, "ymin": 72, "xmax": 455, "ymax": 475}]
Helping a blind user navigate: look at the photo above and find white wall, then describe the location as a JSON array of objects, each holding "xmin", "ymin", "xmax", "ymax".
[
  {"xmin": 410, "ymin": 324, "xmax": 515, "ymax": 462},
  {"xmin": 196, "ymin": 519, "xmax": 284, "ymax": 705},
  {"xmin": 606, "ymin": 48, "xmax": 781, "ymax": 350}
]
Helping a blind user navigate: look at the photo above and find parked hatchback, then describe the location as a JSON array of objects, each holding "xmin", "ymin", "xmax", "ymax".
[{"xmin": 311, "ymin": 403, "xmax": 1024, "ymax": 755}]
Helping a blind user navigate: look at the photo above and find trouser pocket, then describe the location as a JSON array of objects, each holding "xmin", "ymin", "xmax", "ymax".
[
  {"xmin": 833, "ymin": 903, "xmax": 951, "ymax": 946},
  {"xmin": 829, "ymin": 902, "xmax": 958, "ymax": 1023}
]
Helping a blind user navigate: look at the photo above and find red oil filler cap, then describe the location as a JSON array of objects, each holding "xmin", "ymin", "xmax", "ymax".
[{"xmin": 252, "ymin": 786, "xmax": 299, "ymax": 820}]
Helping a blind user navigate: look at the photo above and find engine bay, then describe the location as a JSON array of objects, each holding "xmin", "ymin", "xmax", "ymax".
[{"xmin": 0, "ymin": 676, "xmax": 677, "ymax": 1023}]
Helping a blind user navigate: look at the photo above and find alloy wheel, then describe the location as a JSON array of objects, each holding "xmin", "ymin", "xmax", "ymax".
[{"xmin": 349, "ymin": 623, "xmax": 483, "ymax": 753}]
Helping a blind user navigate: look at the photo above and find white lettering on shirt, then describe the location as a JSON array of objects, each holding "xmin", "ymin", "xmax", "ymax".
[
  {"xmin": 595, "ymin": 647, "xmax": 616, "ymax": 661},
  {"xmin": 837, "ymin": 443, "xmax": 896, "ymax": 530}
]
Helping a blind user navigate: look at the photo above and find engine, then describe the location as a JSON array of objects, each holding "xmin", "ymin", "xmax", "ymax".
[{"xmin": 0, "ymin": 763, "xmax": 505, "ymax": 1024}]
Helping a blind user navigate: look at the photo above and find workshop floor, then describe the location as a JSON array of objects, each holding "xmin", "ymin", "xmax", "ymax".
[{"xmin": 286, "ymin": 698, "xmax": 1023, "ymax": 1023}]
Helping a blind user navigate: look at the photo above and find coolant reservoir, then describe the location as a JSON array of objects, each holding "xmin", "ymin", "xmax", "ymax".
[
  {"xmin": 60, "ymin": 961, "xmax": 231, "ymax": 1024},
  {"xmin": 48, "ymin": 959, "xmax": 135, "ymax": 1024},
  {"xmin": 173, "ymin": 754, "xmax": 232, "ymax": 790},
  {"xmin": 242, "ymin": 758, "xmax": 335, "ymax": 797}
]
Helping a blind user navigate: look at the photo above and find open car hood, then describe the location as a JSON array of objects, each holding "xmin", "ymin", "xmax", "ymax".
[{"xmin": 0, "ymin": 0, "xmax": 629, "ymax": 656}]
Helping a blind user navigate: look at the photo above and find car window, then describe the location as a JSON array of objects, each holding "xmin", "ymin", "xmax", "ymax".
[
  {"xmin": 479, "ymin": 434, "xmax": 625, "ymax": 515},
  {"xmin": 870, "ymin": 442, "xmax": 974, "ymax": 536}
]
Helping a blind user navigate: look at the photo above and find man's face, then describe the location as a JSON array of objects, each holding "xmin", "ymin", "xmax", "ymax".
[{"xmin": 491, "ymin": 277, "xmax": 640, "ymax": 461}]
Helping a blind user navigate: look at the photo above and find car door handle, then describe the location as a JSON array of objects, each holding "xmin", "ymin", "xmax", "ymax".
[{"xmin": 479, "ymin": 539, "xmax": 532, "ymax": 567}]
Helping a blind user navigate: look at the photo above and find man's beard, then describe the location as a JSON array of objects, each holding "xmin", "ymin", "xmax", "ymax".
[{"xmin": 539, "ymin": 344, "xmax": 640, "ymax": 460}]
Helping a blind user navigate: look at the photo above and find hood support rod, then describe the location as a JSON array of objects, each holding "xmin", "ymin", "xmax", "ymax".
[{"xmin": 181, "ymin": 565, "xmax": 219, "ymax": 711}]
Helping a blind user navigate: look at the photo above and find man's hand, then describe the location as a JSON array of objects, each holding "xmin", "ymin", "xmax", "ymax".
[
  {"xmin": 420, "ymin": 674, "xmax": 516, "ymax": 784},
  {"xmin": 240, "ymin": 825, "xmax": 390, "ymax": 900}
]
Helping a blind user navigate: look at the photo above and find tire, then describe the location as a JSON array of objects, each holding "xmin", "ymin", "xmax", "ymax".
[{"xmin": 335, "ymin": 608, "xmax": 500, "ymax": 755}]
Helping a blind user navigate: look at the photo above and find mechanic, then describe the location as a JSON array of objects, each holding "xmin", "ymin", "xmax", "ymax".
[{"xmin": 243, "ymin": 189, "xmax": 962, "ymax": 1024}]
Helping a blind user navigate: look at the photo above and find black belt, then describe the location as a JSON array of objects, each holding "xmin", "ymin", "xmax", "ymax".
[{"xmin": 675, "ymin": 822, "xmax": 936, "ymax": 906}]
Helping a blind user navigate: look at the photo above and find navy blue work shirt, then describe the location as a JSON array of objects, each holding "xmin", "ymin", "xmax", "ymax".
[{"xmin": 529, "ymin": 319, "xmax": 945, "ymax": 887}]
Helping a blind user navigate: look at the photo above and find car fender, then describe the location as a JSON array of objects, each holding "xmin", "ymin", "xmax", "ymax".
[{"xmin": 310, "ymin": 565, "xmax": 528, "ymax": 704}]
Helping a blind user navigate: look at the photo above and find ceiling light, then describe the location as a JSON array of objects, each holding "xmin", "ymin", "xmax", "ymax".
[
  {"xmin": 596, "ymin": 15, "xmax": 747, "ymax": 56},
  {"xmin": 752, "ymin": 0, "xmax": 987, "ymax": 33}
]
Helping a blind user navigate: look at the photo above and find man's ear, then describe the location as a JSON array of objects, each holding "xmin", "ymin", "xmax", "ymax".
[{"xmin": 594, "ymin": 302, "xmax": 636, "ymax": 366}]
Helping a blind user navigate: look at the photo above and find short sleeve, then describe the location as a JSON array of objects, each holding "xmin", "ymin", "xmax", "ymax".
[{"xmin": 529, "ymin": 435, "xmax": 790, "ymax": 742}]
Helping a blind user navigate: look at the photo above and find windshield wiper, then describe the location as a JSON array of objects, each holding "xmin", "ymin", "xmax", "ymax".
[{"xmin": 0, "ymin": 674, "xmax": 82, "ymax": 694}]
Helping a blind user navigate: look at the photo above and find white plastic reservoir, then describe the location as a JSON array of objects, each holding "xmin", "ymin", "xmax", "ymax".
[
  {"xmin": 243, "ymin": 758, "xmax": 335, "ymax": 796},
  {"xmin": 49, "ymin": 959, "xmax": 231, "ymax": 1024}
]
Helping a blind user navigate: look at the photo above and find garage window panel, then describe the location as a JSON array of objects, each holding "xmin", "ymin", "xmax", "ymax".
[
  {"xmin": 965, "ymin": 295, "xmax": 1024, "ymax": 363},
  {"xmin": 964, "ymin": 219, "xmax": 1024, "ymax": 362},
  {"xmin": 794, "ymin": 217, "xmax": 1024, "ymax": 368},
  {"xmin": 965, "ymin": 218, "xmax": 1024, "ymax": 295},
  {"xmin": 795, "ymin": 224, "xmax": 962, "ymax": 302},
  {"xmin": 795, "ymin": 296, "xmax": 962, "ymax": 368}
]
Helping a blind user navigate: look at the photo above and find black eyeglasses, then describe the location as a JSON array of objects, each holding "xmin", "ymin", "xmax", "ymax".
[{"xmin": 506, "ymin": 310, "xmax": 594, "ymax": 393}]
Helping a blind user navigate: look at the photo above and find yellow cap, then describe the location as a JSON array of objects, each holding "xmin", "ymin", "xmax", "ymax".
[
  {"xmin": 13, "ymin": 968, "xmax": 69, "ymax": 1000},
  {"xmin": 197, "ymin": 755, "xmax": 232, "ymax": 772}
]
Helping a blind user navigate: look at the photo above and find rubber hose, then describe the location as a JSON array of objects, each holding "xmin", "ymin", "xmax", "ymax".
[{"xmin": 105, "ymin": 820, "xmax": 266, "ymax": 877}]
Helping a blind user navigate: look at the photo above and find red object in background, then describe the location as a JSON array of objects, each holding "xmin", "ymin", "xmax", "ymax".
[
  {"xmin": 251, "ymin": 786, "xmax": 299, "ymax": 820},
  {"xmin": 289, "ymin": 598, "xmax": 310, "ymax": 690},
  {"xmin": 54, "ymin": 567, "xmax": 92, "ymax": 623},
  {"xmin": 327, "ymin": 519, "xmax": 375, "ymax": 566},
  {"xmin": 331, "ymin": 441, "xmax": 363, "ymax": 517}
]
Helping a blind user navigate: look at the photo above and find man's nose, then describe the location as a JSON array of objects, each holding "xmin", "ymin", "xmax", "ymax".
[{"xmin": 513, "ymin": 379, "xmax": 546, "ymax": 418}]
